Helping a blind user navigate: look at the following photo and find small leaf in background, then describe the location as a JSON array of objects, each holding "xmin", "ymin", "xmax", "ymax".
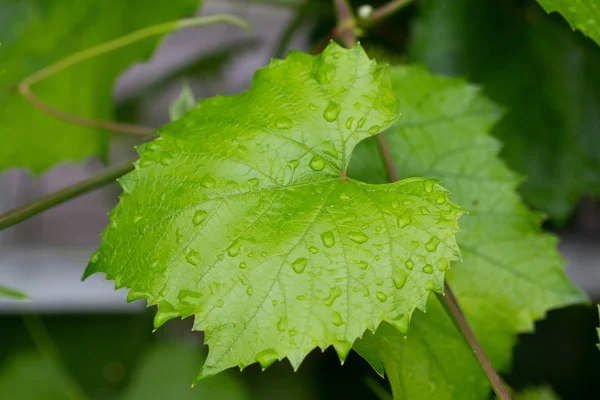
[
  {"xmin": 0, "ymin": 285, "xmax": 28, "ymax": 300},
  {"xmin": 169, "ymin": 82, "xmax": 197, "ymax": 121},
  {"xmin": 410, "ymin": 0, "xmax": 600, "ymax": 222},
  {"xmin": 349, "ymin": 65, "xmax": 586, "ymax": 395},
  {"xmin": 537, "ymin": 0, "xmax": 600, "ymax": 46},
  {"xmin": 85, "ymin": 43, "xmax": 464, "ymax": 379},
  {"xmin": 0, "ymin": 0, "xmax": 198, "ymax": 174},
  {"xmin": 122, "ymin": 343, "xmax": 251, "ymax": 400},
  {"xmin": 0, "ymin": 353, "xmax": 82, "ymax": 400}
]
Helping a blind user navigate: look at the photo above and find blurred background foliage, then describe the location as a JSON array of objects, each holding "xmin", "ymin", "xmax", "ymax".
[{"xmin": 1, "ymin": 0, "xmax": 599, "ymax": 399}]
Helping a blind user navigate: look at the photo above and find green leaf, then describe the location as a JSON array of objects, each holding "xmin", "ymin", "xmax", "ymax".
[
  {"xmin": 169, "ymin": 83, "xmax": 197, "ymax": 122},
  {"xmin": 0, "ymin": 0, "xmax": 198, "ymax": 174},
  {"xmin": 0, "ymin": 353, "xmax": 82, "ymax": 400},
  {"xmin": 349, "ymin": 66, "xmax": 586, "ymax": 386},
  {"xmin": 122, "ymin": 343, "xmax": 251, "ymax": 400},
  {"xmin": 409, "ymin": 0, "xmax": 600, "ymax": 221},
  {"xmin": 537, "ymin": 0, "xmax": 600, "ymax": 46},
  {"xmin": 85, "ymin": 43, "xmax": 464, "ymax": 380},
  {"xmin": 0, "ymin": 285, "xmax": 28, "ymax": 300},
  {"xmin": 355, "ymin": 297, "xmax": 489, "ymax": 400}
]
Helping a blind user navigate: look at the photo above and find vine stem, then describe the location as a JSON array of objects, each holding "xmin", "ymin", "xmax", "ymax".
[
  {"xmin": 0, "ymin": 159, "xmax": 135, "ymax": 231},
  {"xmin": 17, "ymin": 15, "xmax": 251, "ymax": 136},
  {"xmin": 329, "ymin": 1, "xmax": 511, "ymax": 398}
]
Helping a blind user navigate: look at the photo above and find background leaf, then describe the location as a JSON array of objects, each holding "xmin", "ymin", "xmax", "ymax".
[
  {"xmin": 537, "ymin": 0, "xmax": 600, "ymax": 46},
  {"xmin": 0, "ymin": 0, "xmax": 198, "ymax": 174},
  {"xmin": 349, "ymin": 65, "xmax": 586, "ymax": 389},
  {"xmin": 169, "ymin": 83, "xmax": 197, "ymax": 122},
  {"xmin": 409, "ymin": 0, "xmax": 600, "ymax": 221},
  {"xmin": 0, "ymin": 285, "xmax": 28, "ymax": 300},
  {"xmin": 85, "ymin": 43, "xmax": 464, "ymax": 379}
]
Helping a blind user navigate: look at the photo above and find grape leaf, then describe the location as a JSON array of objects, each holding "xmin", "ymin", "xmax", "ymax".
[
  {"xmin": 355, "ymin": 297, "xmax": 489, "ymax": 400},
  {"xmin": 349, "ymin": 66, "xmax": 586, "ymax": 386},
  {"xmin": 410, "ymin": 0, "xmax": 600, "ymax": 222},
  {"xmin": 0, "ymin": 285, "xmax": 28, "ymax": 300},
  {"xmin": 122, "ymin": 343, "xmax": 251, "ymax": 400},
  {"xmin": 169, "ymin": 83, "xmax": 197, "ymax": 122},
  {"xmin": 0, "ymin": 0, "xmax": 198, "ymax": 174},
  {"xmin": 85, "ymin": 43, "xmax": 464, "ymax": 380},
  {"xmin": 537, "ymin": 0, "xmax": 600, "ymax": 46}
]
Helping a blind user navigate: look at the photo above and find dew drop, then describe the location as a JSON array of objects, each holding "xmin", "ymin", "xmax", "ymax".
[
  {"xmin": 348, "ymin": 231, "xmax": 368, "ymax": 244},
  {"xmin": 309, "ymin": 155, "xmax": 326, "ymax": 171},
  {"xmin": 291, "ymin": 257, "xmax": 308, "ymax": 274},
  {"xmin": 345, "ymin": 117, "xmax": 355, "ymax": 130},
  {"xmin": 192, "ymin": 210, "xmax": 208, "ymax": 226},
  {"xmin": 272, "ymin": 300, "xmax": 278, "ymax": 307},
  {"xmin": 277, "ymin": 316, "xmax": 288, "ymax": 332},
  {"xmin": 275, "ymin": 116, "xmax": 293, "ymax": 129},
  {"xmin": 322, "ymin": 140, "xmax": 338, "ymax": 157},
  {"xmin": 425, "ymin": 236, "xmax": 440, "ymax": 252},
  {"xmin": 423, "ymin": 265, "xmax": 433, "ymax": 274},
  {"xmin": 261, "ymin": 251, "xmax": 268, "ymax": 257},
  {"xmin": 200, "ymin": 174, "xmax": 217, "ymax": 189},
  {"xmin": 376, "ymin": 291, "xmax": 388, "ymax": 302},
  {"xmin": 309, "ymin": 246, "xmax": 319, "ymax": 254},
  {"xmin": 438, "ymin": 259, "xmax": 450, "ymax": 272},
  {"xmin": 397, "ymin": 215, "xmax": 410, "ymax": 229},
  {"xmin": 133, "ymin": 216, "xmax": 143, "ymax": 224},
  {"xmin": 368, "ymin": 125, "xmax": 381, "ymax": 134},
  {"xmin": 160, "ymin": 153, "xmax": 173, "ymax": 166},
  {"xmin": 332, "ymin": 311, "xmax": 344, "ymax": 326},
  {"xmin": 323, "ymin": 102, "xmax": 341, "ymax": 122},
  {"xmin": 239, "ymin": 262, "xmax": 247, "ymax": 269},
  {"xmin": 358, "ymin": 261, "xmax": 369, "ymax": 270},
  {"xmin": 90, "ymin": 250, "xmax": 101, "ymax": 263},
  {"xmin": 435, "ymin": 194, "xmax": 446, "ymax": 205},
  {"xmin": 324, "ymin": 286, "xmax": 342, "ymax": 307},
  {"xmin": 308, "ymin": 102, "xmax": 320, "ymax": 111},
  {"xmin": 393, "ymin": 269, "xmax": 408, "ymax": 289},
  {"xmin": 287, "ymin": 159, "xmax": 300, "ymax": 170},
  {"xmin": 257, "ymin": 348, "xmax": 278, "ymax": 370},
  {"xmin": 340, "ymin": 193, "xmax": 351, "ymax": 200},
  {"xmin": 357, "ymin": 117, "xmax": 366, "ymax": 128},
  {"xmin": 227, "ymin": 242, "xmax": 241, "ymax": 257},
  {"xmin": 321, "ymin": 231, "xmax": 335, "ymax": 248},
  {"xmin": 296, "ymin": 295, "xmax": 305, "ymax": 301},
  {"xmin": 246, "ymin": 286, "xmax": 253, "ymax": 296},
  {"xmin": 424, "ymin": 180, "xmax": 435, "ymax": 193},
  {"xmin": 405, "ymin": 259, "xmax": 414, "ymax": 270},
  {"xmin": 185, "ymin": 249, "xmax": 201, "ymax": 266}
]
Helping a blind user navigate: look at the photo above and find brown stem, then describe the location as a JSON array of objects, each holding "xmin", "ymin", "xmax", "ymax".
[
  {"xmin": 0, "ymin": 159, "xmax": 135, "ymax": 231},
  {"xmin": 364, "ymin": 0, "xmax": 416, "ymax": 26},
  {"xmin": 375, "ymin": 132, "xmax": 510, "ymax": 399},
  {"xmin": 332, "ymin": 0, "xmax": 356, "ymax": 48}
]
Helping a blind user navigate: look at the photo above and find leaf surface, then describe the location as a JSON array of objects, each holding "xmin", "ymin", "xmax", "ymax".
[
  {"xmin": 537, "ymin": 0, "xmax": 600, "ymax": 46},
  {"xmin": 349, "ymin": 66, "xmax": 586, "ymax": 394},
  {"xmin": 85, "ymin": 43, "xmax": 464, "ymax": 379},
  {"xmin": 0, "ymin": 0, "xmax": 198, "ymax": 174},
  {"xmin": 410, "ymin": 0, "xmax": 600, "ymax": 221}
]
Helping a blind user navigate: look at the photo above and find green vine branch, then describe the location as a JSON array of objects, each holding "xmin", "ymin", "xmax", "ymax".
[
  {"xmin": 0, "ymin": 159, "xmax": 135, "ymax": 231},
  {"xmin": 17, "ymin": 15, "xmax": 251, "ymax": 136}
]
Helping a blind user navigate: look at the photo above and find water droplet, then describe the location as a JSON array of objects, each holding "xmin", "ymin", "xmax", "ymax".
[
  {"xmin": 340, "ymin": 193, "xmax": 351, "ymax": 200},
  {"xmin": 423, "ymin": 265, "xmax": 433, "ymax": 274},
  {"xmin": 332, "ymin": 311, "xmax": 344, "ymax": 326},
  {"xmin": 405, "ymin": 259, "xmax": 414, "ymax": 270},
  {"xmin": 227, "ymin": 242, "xmax": 241, "ymax": 257},
  {"xmin": 324, "ymin": 286, "xmax": 342, "ymax": 306},
  {"xmin": 359, "ymin": 261, "xmax": 369, "ymax": 270},
  {"xmin": 435, "ymin": 194, "xmax": 446, "ymax": 205},
  {"xmin": 193, "ymin": 210, "xmax": 208, "ymax": 226},
  {"xmin": 275, "ymin": 116, "xmax": 293, "ymax": 129},
  {"xmin": 133, "ymin": 216, "xmax": 143, "ymax": 224},
  {"xmin": 323, "ymin": 102, "xmax": 341, "ymax": 122},
  {"xmin": 257, "ymin": 348, "xmax": 278, "ymax": 369},
  {"xmin": 321, "ymin": 231, "xmax": 335, "ymax": 248},
  {"xmin": 246, "ymin": 286, "xmax": 253, "ymax": 296},
  {"xmin": 376, "ymin": 291, "xmax": 388, "ymax": 302},
  {"xmin": 160, "ymin": 153, "xmax": 173, "ymax": 166},
  {"xmin": 424, "ymin": 180, "xmax": 435, "ymax": 193},
  {"xmin": 420, "ymin": 206, "xmax": 430, "ymax": 215},
  {"xmin": 185, "ymin": 249, "xmax": 201, "ymax": 266},
  {"xmin": 247, "ymin": 178, "xmax": 260, "ymax": 189},
  {"xmin": 357, "ymin": 117, "xmax": 366, "ymax": 128},
  {"xmin": 322, "ymin": 140, "xmax": 338, "ymax": 157},
  {"xmin": 239, "ymin": 262, "xmax": 247, "ymax": 269},
  {"xmin": 309, "ymin": 246, "xmax": 319, "ymax": 254},
  {"xmin": 397, "ymin": 215, "xmax": 410, "ymax": 228},
  {"xmin": 296, "ymin": 295, "xmax": 305, "ymax": 300},
  {"xmin": 287, "ymin": 159, "xmax": 300, "ymax": 170},
  {"xmin": 261, "ymin": 251, "xmax": 268, "ymax": 257},
  {"xmin": 277, "ymin": 316, "xmax": 288, "ymax": 332},
  {"xmin": 348, "ymin": 231, "xmax": 368, "ymax": 244},
  {"xmin": 345, "ymin": 117, "xmax": 355, "ymax": 130},
  {"xmin": 308, "ymin": 103, "xmax": 320, "ymax": 111},
  {"xmin": 425, "ymin": 236, "xmax": 440, "ymax": 252},
  {"xmin": 368, "ymin": 125, "xmax": 381, "ymax": 134},
  {"xmin": 200, "ymin": 174, "xmax": 217, "ymax": 189},
  {"xmin": 291, "ymin": 257, "xmax": 308, "ymax": 274},
  {"xmin": 90, "ymin": 250, "xmax": 101, "ymax": 263},
  {"xmin": 393, "ymin": 269, "xmax": 408, "ymax": 289},
  {"xmin": 438, "ymin": 259, "xmax": 450, "ymax": 271},
  {"xmin": 309, "ymin": 155, "xmax": 326, "ymax": 171},
  {"xmin": 376, "ymin": 278, "xmax": 383, "ymax": 285},
  {"xmin": 272, "ymin": 300, "xmax": 278, "ymax": 306}
]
